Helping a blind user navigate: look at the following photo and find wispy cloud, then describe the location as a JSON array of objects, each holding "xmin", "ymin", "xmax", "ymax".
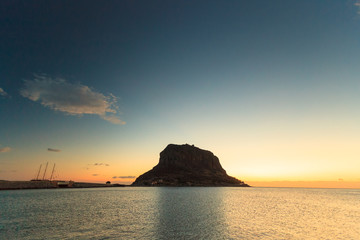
[
  {"xmin": 101, "ymin": 115, "xmax": 125, "ymax": 125},
  {"xmin": 0, "ymin": 147, "xmax": 11, "ymax": 153},
  {"xmin": 92, "ymin": 174, "xmax": 99, "ymax": 176},
  {"xmin": 0, "ymin": 88, "xmax": 8, "ymax": 97},
  {"xmin": 355, "ymin": 0, "xmax": 360, "ymax": 14},
  {"xmin": 48, "ymin": 148, "xmax": 61, "ymax": 152},
  {"xmin": 20, "ymin": 75, "xmax": 125, "ymax": 124},
  {"xmin": 112, "ymin": 176, "xmax": 136, "ymax": 179},
  {"xmin": 94, "ymin": 163, "xmax": 109, "ymax": 166}
]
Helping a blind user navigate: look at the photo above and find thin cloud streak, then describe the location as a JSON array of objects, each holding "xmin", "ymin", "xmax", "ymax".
[
  {"xmin": 0, "ymin": 147, "xmax": 11, "ymax": 153},
  {"xmin": 355, "ymin": 0, "xmax": 360, "ymax": 14},
  {"xmin": 102, "ymin": 115, "xmax": 125, "ymax": 125},
  {"xmin": 94, "ymin": 163, "xmax": 109, "ymax": 166},
  {"xmin": 0, "ymin": 88, "xmax": 8, "ymax": 97},
  {"xmin": 20, "ymin": 75, "xmax": 125, "ymax": 124},
  {"xmin": 48, "ymin": 148, "xmax": 61, "ymax": 152},
  {"xmin": 112, "ymin": 176, "xmax": 136, "ymax": 179}
]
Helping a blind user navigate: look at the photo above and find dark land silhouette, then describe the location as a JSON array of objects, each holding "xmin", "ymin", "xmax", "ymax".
[{"xmin": 132, "ymin": 144, "xmax": 250, "ymax": 187}]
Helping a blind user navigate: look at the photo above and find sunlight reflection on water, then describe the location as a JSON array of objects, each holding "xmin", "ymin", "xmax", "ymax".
[{"xmin": 0, "ymin": 187, "xmax": 359, "ymax": 239}]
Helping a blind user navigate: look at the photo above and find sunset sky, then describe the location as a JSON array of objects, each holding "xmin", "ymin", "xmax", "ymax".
[{"xmin": 1, "ymin": 0, "xmax": 360, "ymax": 188}]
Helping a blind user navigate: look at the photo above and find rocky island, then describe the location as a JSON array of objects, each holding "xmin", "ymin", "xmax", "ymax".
[{"xmin": 132, "ymin": 144, "xmax": 250, "ymax": 187}]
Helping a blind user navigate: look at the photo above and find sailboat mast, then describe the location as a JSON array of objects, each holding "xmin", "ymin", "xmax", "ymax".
[
  {"xmin": 49, "ymin": 163, "xmax": 56, "ymax": 181},
  {"xmin": 42, "ymin": 162, "xmax": 49, "ymax": 180},
  {"xmin": 36, "ymin": 164, "xmax": 42, "ymax": 180}
]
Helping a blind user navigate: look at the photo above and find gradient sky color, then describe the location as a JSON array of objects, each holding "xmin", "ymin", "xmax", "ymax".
[{"xmin": 1, "ymin": 1, "xmax": 360, "ymax": 187}]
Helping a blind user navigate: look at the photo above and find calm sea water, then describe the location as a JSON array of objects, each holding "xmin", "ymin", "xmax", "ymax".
[{"xmin": 0, "ymin": 187, "xmax": 359, "ymax": 239}]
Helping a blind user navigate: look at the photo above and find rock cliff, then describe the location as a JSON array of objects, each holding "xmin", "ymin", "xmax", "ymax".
[{"xmin": 132, "ymin": 144, "xmax": 249, "ymax": 187}]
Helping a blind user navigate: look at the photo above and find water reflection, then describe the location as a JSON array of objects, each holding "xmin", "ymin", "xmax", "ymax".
[{"xmin": 154, "ymin": 187, "xmax": 228, "ymax": 239}]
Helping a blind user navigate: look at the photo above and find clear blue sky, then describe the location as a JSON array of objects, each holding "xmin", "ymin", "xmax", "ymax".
[{"xmin": 1, "ymin": 0, "xmax": 360, "ymax": 186}]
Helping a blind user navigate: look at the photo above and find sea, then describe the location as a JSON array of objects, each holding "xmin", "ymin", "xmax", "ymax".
[{"xmin": 0, "ymin": 187, "xmax": 359, "ymax": 240}]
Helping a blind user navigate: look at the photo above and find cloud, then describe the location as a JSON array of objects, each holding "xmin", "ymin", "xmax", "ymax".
[
  {"xmin": 102, "ymin": 115, "xmax": 125, "ymax": 125},
  {"xmin": 48, "ymin": 148, "xmax": 61, "ymax": 152},
  {"xmin": 94, "ymin": 163, "xmax": 109, "ymax": 166},
  {"xmin": 20, "ymin": 75, "xmax": 125, "ymax": 124},
  {"xmin": 0, "ymin": 88, "xmax": 8, "ymax": 97},
  {"xmin": 112, "ymin": 176, "xmax": 136, "ymax": 179},
  {"xmin": 355, "ymin": 1, "xmax": 360, "ymax": 14},
  {"xmin": 0, "ymin": 147, "xmax": 11, "ymax": 153},
  {"xmin": 92, "ymin": 174, "xmax": 99, "ymax": 176}
]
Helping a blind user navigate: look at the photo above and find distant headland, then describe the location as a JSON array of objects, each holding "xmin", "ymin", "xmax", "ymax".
[{"xmin": 132, "ymin": 144, "xmax": 250, "ymax": 187}]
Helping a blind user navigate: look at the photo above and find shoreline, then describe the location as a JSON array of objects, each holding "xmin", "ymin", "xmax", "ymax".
[{"xmin": 0, "ymin": 180, "xmax": 126, "ymax": 191}]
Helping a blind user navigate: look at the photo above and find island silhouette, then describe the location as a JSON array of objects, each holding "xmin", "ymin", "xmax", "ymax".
[{"xmin": 132, "ymin": 144, "xmax": 249, "ymax": 187}]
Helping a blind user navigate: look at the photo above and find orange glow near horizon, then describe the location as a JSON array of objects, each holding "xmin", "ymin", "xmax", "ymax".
[{"xmin": 1, "ymin": 136, "xmax": 359, "ymax": 189}]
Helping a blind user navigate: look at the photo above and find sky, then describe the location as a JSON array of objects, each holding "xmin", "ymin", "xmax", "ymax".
[{"xmin": 1, "ymin": 0, "xmax": 360, "ymax": 188}]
